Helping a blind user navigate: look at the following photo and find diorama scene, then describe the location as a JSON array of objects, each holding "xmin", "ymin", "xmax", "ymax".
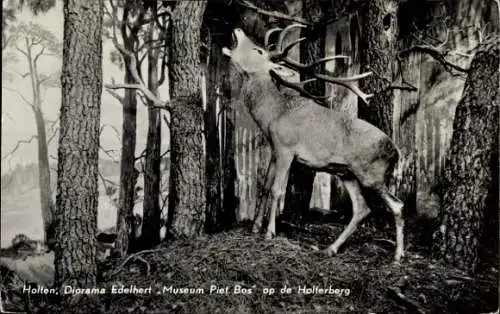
[{"xmin": 1, "ymin": 0, "xmax": 499, "ymax": 313}]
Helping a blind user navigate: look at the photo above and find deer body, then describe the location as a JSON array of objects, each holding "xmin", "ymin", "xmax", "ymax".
[
  {"xmin": 244, "ymin": 73, "xmax": 398, "ymax": 177},
  {"xmin": 224, "ymin": 27, "xmax": 404, "ymax": 262}
]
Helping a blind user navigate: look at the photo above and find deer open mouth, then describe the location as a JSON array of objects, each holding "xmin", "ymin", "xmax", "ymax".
[{"xmin": 230, "ymin": 31, "xmax": 238, "ymax": 49}]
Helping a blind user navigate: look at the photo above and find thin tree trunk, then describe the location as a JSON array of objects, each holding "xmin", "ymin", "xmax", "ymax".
[
  {"xmin": 141, "ymin": 23, "xmax": 162, "ymax": 248},
  {"xmin": 33, "ymin": 106, "xmax": 55, "ymax": 247},
  {"xmin": 115, "ymin": 51, "xmax": 139, "ymax": 255},
  {"xmin": 221, "ymin": 65, "xmax": 237, "ymax": 227},
  {"xmin": 205, "ymin": 29, "xmax": 223, "ymax": 233},
  {"xmin": 167, "ymin": 0, "xmax": 207, "ymax": 238},
  {"xmin": 282, "ymin": 0, "xmax": 325, "ymax": 222},
  {"xmin": 433, "ymin": 46, "xmax": 499, "ymax": 271},
  {"xmin": 55, "ymin": 0, "xmax": 102, "ymax": 310}
]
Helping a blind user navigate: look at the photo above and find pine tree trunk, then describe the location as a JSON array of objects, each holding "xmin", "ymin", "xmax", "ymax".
[
  {"xmin": 358, "ymin": 0, "xmax": 398, "ymax": 136},
  {"xmin": 357, "ymin": 0, "xmax": 401, "ymax": 216},
  {"xmin": 282, "ymin": 0, "xmax": 325, "ymax": 223},
  {"xmin": 433, "ymin": 46, "xmax": 499, "ymax": 271},
  {"xmin": 141, "ymin": 25, "xmax": 162, "ymax": 248},
  {"xmin": 55, "ymin": 0, "xmax": 102, "ymax": 309},
  {"xmin": 167, "ymin": 0, "xmax": 207, "ymax": 238}
]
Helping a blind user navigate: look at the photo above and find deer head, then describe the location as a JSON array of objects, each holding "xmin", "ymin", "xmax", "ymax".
[
  {"xmin": 222, "ymin": 28, "xmax": 276, "ymax": 74},
  {"xmin": 224, "ymin": 24, "xmax": 374, "ymax": 104}
]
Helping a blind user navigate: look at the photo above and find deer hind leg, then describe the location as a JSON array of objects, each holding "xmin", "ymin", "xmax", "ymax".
[
  {"xmin": 264, "ymin": 150, "xmax": 294, "ymax": 240},
  {"xmin": 376, "ymin": 185, "xmax": 405, "ymax": 262},
  {"xmin": 323, "ymin": 178, "xmax": 371, "ymax": 256},
  {"xmin": 253, "ymin": 156, "xmax": 276, "ymax": 233}
]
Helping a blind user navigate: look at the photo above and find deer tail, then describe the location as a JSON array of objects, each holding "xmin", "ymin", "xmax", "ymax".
[{"xmin": 392, "ymin": 147, "xmax": 404, "ymax": 192}]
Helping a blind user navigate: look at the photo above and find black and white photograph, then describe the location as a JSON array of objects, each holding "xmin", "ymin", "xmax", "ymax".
[{"xmin": 1, "ymin": 0, "xmax": 499, "ymax": 312}]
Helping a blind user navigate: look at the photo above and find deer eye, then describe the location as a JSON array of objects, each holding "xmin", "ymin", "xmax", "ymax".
[{"xmin": 253, "ymin": 48, "xmax": 263, "ymax": 55}]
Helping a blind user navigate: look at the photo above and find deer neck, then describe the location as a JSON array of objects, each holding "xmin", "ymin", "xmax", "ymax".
[{"xmin": 240, "ymin": 74, "xmax": 290, "ymax": 135}]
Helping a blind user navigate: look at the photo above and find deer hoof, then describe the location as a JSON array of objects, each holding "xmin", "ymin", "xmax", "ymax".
[
  {"xmin": 394, "ymin": 250, "xmax": 405, "ymax": 263},
  {"xmin": 320, "ymin": 249, "xmax": 336, "ymax": 257},
  {"xmin": 251, "ymin": 224, "xmax": 261, "ymax": 234},
  {"xmin": 264, "ymin": 232, "xmax": 275, "ymax": 240}
]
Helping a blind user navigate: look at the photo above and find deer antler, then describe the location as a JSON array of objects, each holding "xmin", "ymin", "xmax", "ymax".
[
  {"xmin": 264, "ymin": 23, "xmax": 373, "ymax": 104},
  {"xmin": 269, "ymin": 69, "xmax": 330, "ymax": 104}
]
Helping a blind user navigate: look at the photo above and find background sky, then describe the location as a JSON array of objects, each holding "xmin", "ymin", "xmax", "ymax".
[{"xmin": 1, "ymin": 2, "xmax": 171, "ymax": 175}]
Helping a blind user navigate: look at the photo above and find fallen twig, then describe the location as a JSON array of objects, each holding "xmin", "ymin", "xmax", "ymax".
[
  {"xmin": 110, "ymin": 249, "xmax": 163, "ymax": 276},
  {"xmin": 387, "ymin": 286, "xmax": 426, "ymax": 314}
]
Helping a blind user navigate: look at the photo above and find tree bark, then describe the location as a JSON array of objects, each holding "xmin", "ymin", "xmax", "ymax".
[
  {"xmin": 282, "ymin": 0, "xmax": 326, "ymax": 222},
  {"xmin": 141, "ymin": 21, "xmax": 162, "ymax": 249},
  {"xmin": 358, "ymin": 0, "xmax": 398, "ymax": 136},
  {"xmin": 358, "ymin": 0, "xmax": 401, "ymax": 215},
  {"xmin": 55, "ymin": 0, "xmax": 102, "ymax": 310},
  {"xmin": 432, "ymin": 46, "xmax": 499, "ymax": 271},
  {"xmin": 115, "ymin": 35, "xmax": 139, "ymax": 256},
  {"xmin": 167, "ymin": 0, "xmax": 207, "ymax": 238}
]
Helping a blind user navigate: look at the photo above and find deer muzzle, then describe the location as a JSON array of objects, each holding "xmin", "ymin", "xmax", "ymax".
[{"xmin": 222, "ymin": 29, "xmax": 241, "ymax": 57}]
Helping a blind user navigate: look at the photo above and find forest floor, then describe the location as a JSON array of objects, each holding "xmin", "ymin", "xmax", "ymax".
[
  {"xmin": 101, "ymin": 223, "xmax": 498, "ymax": 314},
  {"xmin": 1, "ymin": 219, "xmax": 498, "ymax": 313}
]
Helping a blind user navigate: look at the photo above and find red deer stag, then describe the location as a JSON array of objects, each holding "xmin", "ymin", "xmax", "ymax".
[{"xmin": 222, "ymin": 25, "xmax": 405, "ymax": 262}]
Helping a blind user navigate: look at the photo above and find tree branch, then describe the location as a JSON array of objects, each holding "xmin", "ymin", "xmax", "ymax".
[
  {"xmin": 105, "ymin": 83, "xmax": 171, "ymax": 110},
  {"xmin": 2, "ymin": 86, "xmax": 35, "ymax": 108},
  {"xmin": 106, "ymin": 88, "xmax": 124, "ymax": 103},
  {"xmin": 2, "ymin": 135, "xmax": 38, "ymax": 160},
  {"xmin": 160, "ymin": 149, "xmax": 170, "ymax": 159},
  {"xmin": 2, "ymin": 110, "xmax": 16, "ymax": 124},
  {"xmin": 9, "ymin": 68, "xmax": 31, "ymax": 78},
  {"xmin": 100, "ymin": 146, "xmax": 118, "ymax": 159},
  {"xmin": 399, "ymin": 30, "xmax": 469, "ymax": 74},
  {"xmin": 33, "ymin": 47, "xmax": 46, "ymax": 66},
  {"xmin": 163, "ymin": 113, "xmax": 170, "ymax": 129},
  {"xmin": 47, "ymin": 127, "xmax": 58, "ymax": 145},
  {"xmin": 106, "ymin": 1, "xmax": 170, "ymax": 111},
  {"xmin": 31, "ymin": 38, "xmax": 43, "ymax": 46},
  {"xmin": 98, "ymin": 169, "xmax": 119, "ymax": 208},
  {"xmin": 151, "ymin": 6, "xmax": 169, "ymax": 87},
  {"xmin": 235, "ymin": 0, "xmax": 312, "ymax": 26},
  {"xmin": 135, "ymin": 148, "xmax": 147, "ymax": 161},
  {"xmin": 368, "ymin": 65, "xmax": 418, "ymax": 92},
  {"xmin": 14, "ymin": 44, "xmax": 29, "ymax": 58},
  {"xmin": 160, "ymin": 193, "xmax": 169, "ymax": 212},
  {"xmin": 158, "ymin": 50, "xmax": 167, "ymax": 86},
  {"xmin": 399, "ymin": 45, "xmax": 469, "ymax": 73}
]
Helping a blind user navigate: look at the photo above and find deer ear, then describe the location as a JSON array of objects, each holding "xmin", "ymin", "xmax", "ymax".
[{"xmin": 222, "ymin": 47, "xmax": 232, "ymax": 57}]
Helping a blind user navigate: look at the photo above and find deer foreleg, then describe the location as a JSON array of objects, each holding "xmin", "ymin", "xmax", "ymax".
[
  {"xmin": 323, "ymin": 179, "xmax": 370, "ymax": 256},
  {"xmin": 253, "ymin": 156, "xmax": 276, "ymax": 233},
  {"xmin": 264, "ymin": 151, "xmax": 294, "ymax": 240}
]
